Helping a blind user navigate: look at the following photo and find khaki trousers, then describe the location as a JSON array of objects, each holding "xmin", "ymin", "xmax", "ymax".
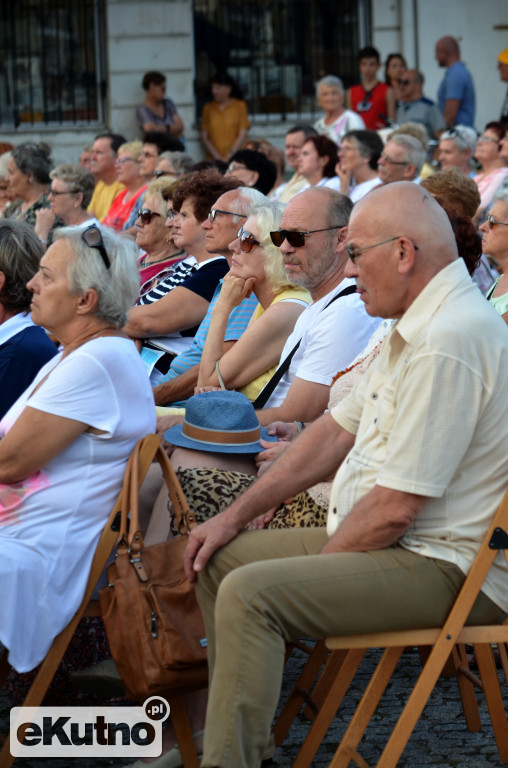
[{"xmin": 196, "ymin": 528, "xmax": 505, "ymax": 768}]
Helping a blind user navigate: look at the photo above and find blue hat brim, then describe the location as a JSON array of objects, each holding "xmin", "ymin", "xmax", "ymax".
[{"xmin": 164, "ymin": 423, "xmax": 278, "ymax": 454}]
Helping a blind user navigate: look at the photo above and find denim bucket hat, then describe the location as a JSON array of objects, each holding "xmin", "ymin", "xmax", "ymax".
[{"xmin": 164, "ymin": 390, "xmax": 278, "ymax": 454}]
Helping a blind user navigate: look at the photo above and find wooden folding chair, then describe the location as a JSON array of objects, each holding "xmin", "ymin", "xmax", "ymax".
[
  {"xmin": 289, "ymin": 487, "xmax": 508, "ymax": 768},
  {"xmin": 0, "ymin": 433, "xmax": 205, "ymax": 768}
]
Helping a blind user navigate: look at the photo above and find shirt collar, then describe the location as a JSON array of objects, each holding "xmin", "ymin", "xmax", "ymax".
[
  {"xmin": 0, "ymin": 311, "xmax": 35, "ymax": 346},
  {"xmin": 394, "ymin": 259, "xmax": 470, "ymax": 347}
]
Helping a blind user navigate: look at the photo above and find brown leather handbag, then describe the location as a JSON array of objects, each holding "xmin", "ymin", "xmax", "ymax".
[{"xmin": 99, "ymin": 440, "xmax": 208, "ymax": 702}]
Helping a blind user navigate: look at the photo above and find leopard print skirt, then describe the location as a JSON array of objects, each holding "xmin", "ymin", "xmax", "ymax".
[{"xmin": 170, "ymin": 467, "xmax": 326, "ymax": 534}]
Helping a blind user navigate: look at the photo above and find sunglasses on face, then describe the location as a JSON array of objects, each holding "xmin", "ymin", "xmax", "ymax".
[
  {"xmin": 270, "ymin": 226, "xmax": 341, "ymax": 248},
  {"xmin": 208, "ymin": 208, "xmax": 247, "ymax": 223},
  {"xmin": 138, "ymin": 208, "xmax": 162, "ymax": 225},
  {"xmin": 81, "ymin": 224, "xmax": 110, "ymax": 269},
  {"xmin": 487, "ymin": 214, "xmax": 508, "ymax": 229},
  {"xmin": 237, "ymin": 226, "xmax": 260, "ymax": 253},
  {"xmin": 398, "ymin": 79, "xmax": 411, "ymax": 86}
]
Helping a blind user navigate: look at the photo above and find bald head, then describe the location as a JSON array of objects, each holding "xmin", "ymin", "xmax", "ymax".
[
  {"xmin": 346, "ymin": 182, "xmax": 458, "ymax": 318},
  {"xmin": 435, "ymin": 36, "xmax": 460, "ymax": 67},
  {"xmin": 354, "ymin": 182, "xmax": 457, "ymax": 269}
]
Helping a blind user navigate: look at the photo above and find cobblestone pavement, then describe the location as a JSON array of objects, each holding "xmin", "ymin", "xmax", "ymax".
[{"xmin": 1, "ymin": 644, "xmax": 506, "ymax": 767}]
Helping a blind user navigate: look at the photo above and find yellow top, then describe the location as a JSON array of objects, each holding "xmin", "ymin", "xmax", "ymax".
[
  {"xmin": 201, "ymin": 99, "xmax": 251, "ymax": 158},
  {"xmin": 88, "ymin": 180, "xmax": 125, "ymax": 223},
  {"xmin": 239, "ymin": 287, "xmax": 311, "ymax": 402}
]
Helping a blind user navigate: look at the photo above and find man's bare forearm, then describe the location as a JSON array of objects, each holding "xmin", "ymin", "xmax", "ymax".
[{"xmin": 153, "ymin": 364, "xmax": 200, "ymax": 406}]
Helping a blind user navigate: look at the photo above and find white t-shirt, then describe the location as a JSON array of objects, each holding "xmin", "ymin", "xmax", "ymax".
[
  {"xmin": 0, "ymin": 337, "xmax": 155, "ymax": 672},
  {"xmin": 350, "ymin": 177, "xmax": 382, "ymax": 203},
  {"xmin": 314, "ymin": 110, "xmax": 365, "ymax": 145},
  {"xmin": 263, "ymin": 278, "xmax": 381, "ymax": 408}
]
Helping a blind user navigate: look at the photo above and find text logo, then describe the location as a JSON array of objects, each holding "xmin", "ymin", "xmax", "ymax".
[{"xmin": 10, "ymin": 697, "xmax": 169, "ymax": 757}]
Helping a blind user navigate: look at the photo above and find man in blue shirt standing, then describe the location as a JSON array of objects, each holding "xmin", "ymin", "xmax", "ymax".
[{"xmin": 435, "ymin": 36, "xmax": 475, "ymax": 129}]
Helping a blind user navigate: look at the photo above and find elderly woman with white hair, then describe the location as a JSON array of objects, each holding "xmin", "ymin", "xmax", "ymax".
[
  {"xmin": 197, "ymin": 202, "xmax": 310, "ymax": 401},
  {"xmin": 0, "ymin": 223, "xmax": 155, "ymax": 674},
  {"xmin": 314, "ymin": 74, "xmax": 365, "ymax": 146}
]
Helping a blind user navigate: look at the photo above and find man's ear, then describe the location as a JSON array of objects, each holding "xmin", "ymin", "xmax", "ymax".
[
  {"xmin": 397, "ymin": 237, "xmax": 418, "ymax": 274},
  {"xmin": 336, "ymin": 226, "xmax": 349, "ymax": 249},
  {"xmin": 0, "ymin": 271, "xmax": 5, "ymax": 292},
  {"xmin": 248, "ymin": 170, "xmax": 260, "ymax": 188},
  {"xmin": 404, "ymin": 164, "xmax": 416, "ymax": 180},
  {"xmin": 76, "ymin": 287, "xmax": 99, "ymax": 316}
]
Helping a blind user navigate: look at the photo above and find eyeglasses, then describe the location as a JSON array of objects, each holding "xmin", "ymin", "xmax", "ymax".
[
  {"xmin": 208, "ymin": 208, "xmax": 247, "ymax": 223},
  {"xmin": 48, "ymin": 188, "xmax": 78, "ymax": 196},
  {"xmin": 139, "ymin": 265, "xmax": 176, "ymax": 297},
  {"xmin": 115, "ymin": 156, "xmax": 137, "ymax": 165},
  {"xmin": 478, "ymin": 135, "xmax": 500, "ymax": 145},
  {"xmin": 379, "ymin": 153, "xmax": 409, "ymax": 166},
  {"xmin": 166, "ymin": 208, "xmax": 176, "ymax": 220},
  {"xmin": 346, "ymin": 235, "xmax": 418, "ymax": 263},
  {"xmin": 140, "ymin": 150, "xmax": 157, "ymax": 159},
  {"xmin": 81, "ymin": 224, "xmax": 110, "ymax": 270},
  {"xmin": 237, "ymin": 226, "xmax": 260, "ymax": 253},
  {"xmin": 153, "ymin": 169, "xmax": 173, "ymax": 178},
  {"xmin": 270, "ymin": 226, "xmax": 342, "ymax": 248},
  {"xmin": 137, "ymin": 208, "xmax": 162, "ymax": 225},
  {"xmin": 398, "ymin": 79, "xmax": 411, "ymax": 86},
  {"xmin": 487, "ymin": 215, "xmax": 508, "ymax": 229},
  {"xmin": 226, "ymin": 163, "xmax": 248, "ymax": 173}
]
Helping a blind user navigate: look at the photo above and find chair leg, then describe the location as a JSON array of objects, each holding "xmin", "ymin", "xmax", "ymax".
[
  {"xmin": 292, "ymin": 648, "xmax": 366, "ymax": 768},
  {"xmin": 169, "ymin": 695, "xmax": 201, "ymax": 768},
  {"xmin": 302, "ymin": 648, "xmax": 349, "ymax": 720},
  {"xmin": 329, "ymin": 646, "xmax": 404, "ymax": 768},
  {"xmin": 452, "ymin": 644, "xmax": 482, "ymax": 733},
  {"xmin": 474, "ymin": 643, "xmax": 508, "ymax": 763},
  {"xmin": 273, "ymin": 640, "xmax": 330, "ymax": 745}
]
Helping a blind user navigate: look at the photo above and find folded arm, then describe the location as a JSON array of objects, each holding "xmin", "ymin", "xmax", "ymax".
[{"xmin": 124, "ymin": 286, "xmax": 210, "ymax": 339}]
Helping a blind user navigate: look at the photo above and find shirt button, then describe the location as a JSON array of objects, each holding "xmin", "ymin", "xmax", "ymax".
[
  {"xmin": 372, "ymin": 393, "xmax": 378, "ymax": 400},
  {"xmin": 332, "ymin": 507, "xmax": 338, "ymax": 515}
]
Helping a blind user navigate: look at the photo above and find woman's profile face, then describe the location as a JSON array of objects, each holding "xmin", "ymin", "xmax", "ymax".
[
  {"xmin": 438, "ymin": 139, "xmax": 468, "ymax": 172},
  {"xmin": 48, "ymin": 178, "xmax": 80, "ymax": 221},
  {"xmin": 480, "ymin": 201, "xmax": 508, "ymax": 259},
  {"xmin": 27, "ymin": 239, "xmax": 80, "ymax": 335},
  {"xmin": 115, "ymin": 152, "xmax": 142, "ymax": 186},
  {"xmin": 135, "ymin": 196, "xmax": 166, "ymax": 252},
  {"xmin": 298, "ymin": 141, "xmax": 325, "ymax": 180},
  {"xmin": 228, "ymin": 216, "xmax": 265, "ymax": 284},
  {"xmin": 474, "ymin": 129, "xmax": 501, "ymax": 166},
  {"xmin": 6, "ymin": 156, "xmax": 30, "ymax": 199}
]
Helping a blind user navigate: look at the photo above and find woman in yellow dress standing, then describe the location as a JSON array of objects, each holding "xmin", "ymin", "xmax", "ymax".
[{"xmin": 200, "ymin": 74, "xmax": 251, "ymax": 162}]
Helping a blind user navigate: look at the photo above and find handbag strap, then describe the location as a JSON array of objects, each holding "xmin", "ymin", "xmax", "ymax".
[
  {"xmin": 117, "ymin": 438, "xmax": 196, "ymax": 556},
  {"xmin": 253, "ymin": 283, "xmax": 357, "ymax": 410}
]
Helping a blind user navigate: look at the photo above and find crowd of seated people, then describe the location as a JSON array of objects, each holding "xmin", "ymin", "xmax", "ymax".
[{"xmin": 3, "ymin": 48, "xmax": 508, "ymax": 768}]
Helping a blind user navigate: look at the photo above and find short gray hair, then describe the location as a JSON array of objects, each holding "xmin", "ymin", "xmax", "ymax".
[
  {"xmin": 159, "ymin": 151, "xmax": 195, "ymax": 176},
  {"xmin": 50, "ymin": 164, "xmax": 96, "ymax": 209},
  {"xmin": 440, "ymin": 125, "xmax": 478, "ymax": 154},
  {"xmin": 0, "ymin": 219, "xmax": 44, "ymax": 312},
  {"xmin": 388, "ymin": 134, "xmax": 426, "ymax": 176},
  {"xmin": 316, "ymin": 75, "xmax": 344, "ymax": 95},
  {"xmin": 54, "ymin": 225, "xmax": 140, "ymax": 328},
  {"xmin": 230, "ymin": 187, "xmax": 271, "ymax": 224},
  {"xmin": 494, "ymin": 188, "xmax": 508, "ymax": 207}
]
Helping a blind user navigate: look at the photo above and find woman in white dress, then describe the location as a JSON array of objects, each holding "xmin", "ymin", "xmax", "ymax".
[{"xmin": 0, "ymin": 223, "xmax": 155, "ymax": 673}]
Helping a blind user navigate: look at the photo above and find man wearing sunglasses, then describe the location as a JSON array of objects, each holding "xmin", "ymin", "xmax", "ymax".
[
  {"xmin": 395, "ymin": 70, "xmax": 445, "ymax": 141},
  {"xmin": 124, "ymin": 170, "xmax": 246, "ymax": 385},
  {"xmin": 187, "ymin": 182, "xmax": 508, "ymax": 768},
  {"xmin": 150, "ymin": 188, "xmax": 268, "ymax": 408},
  {"xmin": 253, "ymin": 186, "xmax": 380, "ymax": 427}
]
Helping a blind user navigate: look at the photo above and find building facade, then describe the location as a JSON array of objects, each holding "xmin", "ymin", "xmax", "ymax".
[{"xmin": 0, "ymin": 0, "xmax": 506, "ymax": 164}]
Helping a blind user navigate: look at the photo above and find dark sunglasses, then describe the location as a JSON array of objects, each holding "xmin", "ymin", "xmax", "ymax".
[
  {"xmin": 398, "ymin": 78, "xmax": 411, "ymax": 86},
  {"xmin": 138, "ymin": 208, "xmax": 162, "ymax": 225},
  {"xmin": 81, "ymin": 224, "xmax": 110, "ymax": 269},
  {"xmin": 238, "ymin": 226, "xmax": 260, "ymax": 253},
  {"xmin": 270, "ymin": 226, "xmax": 342, "ymax": 248}
]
